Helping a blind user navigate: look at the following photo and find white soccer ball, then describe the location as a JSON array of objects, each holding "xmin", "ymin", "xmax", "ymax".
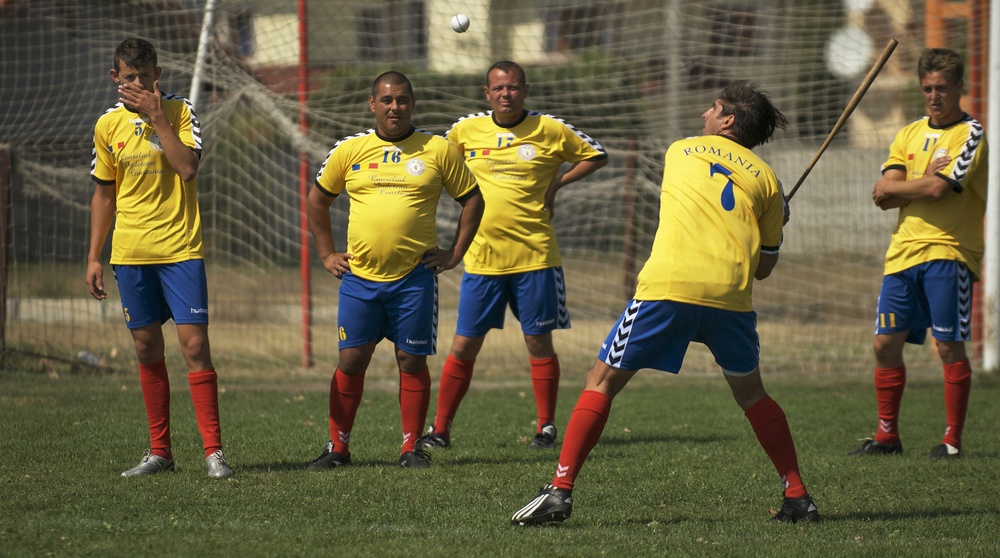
[{"xmin": 450, "ymin": 14, "xmax": 470, "ymax": 33}]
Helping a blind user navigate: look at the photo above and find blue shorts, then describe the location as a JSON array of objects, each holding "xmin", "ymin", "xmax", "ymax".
[
  {"xmin": 596, "ymin": 299, "xmax": 760, "ymax": 375},
  {"xmin": 113, "ymin": 260, "xmax": 209, "ymax": 329},
  {"xmin": 455, "ymin": 267, "xmax": 570, "ymax": 337},
  {"xmin": 338, "ymin": 264, "xmax": 438, "ymax": 355},
  {"xmin": 875, "ymin": 259, "xmax": 973, "ymax": 344}
]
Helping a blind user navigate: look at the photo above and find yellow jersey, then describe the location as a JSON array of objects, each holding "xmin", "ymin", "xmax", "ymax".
[
  {"xmin": 315, "ymin": 128, "xmax": 479, "ymax": 281},
  {"xmin": 91, "ymin": 95, "xmax": 203, "ymax": 264},
  {"xmin": 634, "ymin": 135, "xmax": 784, "ymax": 311},
  {"xmin": 881, "ymin": 115, "xmax": 988, "ymax": 279},
  {"xmin": 446, "ymin": 111, "xmax": 607, "ymax": 274}
]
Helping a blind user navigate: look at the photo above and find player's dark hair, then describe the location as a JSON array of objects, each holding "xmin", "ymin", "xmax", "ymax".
[
  {"xmin": 371, "ymin": 71, "xmax": 414, "ymax": 98},
  {"xmin": 718, "ymin": 80, "xmax": 787, "ymax": 149},
  {"xmin": 918, "ymin": 48, "xmax": 964, "ymax": 86},
  {"xmin": 114, "ymin": 38, "xmax": 157, "ymax": 72},
  {"xmin": 487, "ymin": 60, "xmax": 527, "ymax": 86}
]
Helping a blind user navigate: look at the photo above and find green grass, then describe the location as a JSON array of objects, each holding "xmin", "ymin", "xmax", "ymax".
[{"xmin": 2, "ymin": 370, "xmax": 999, "ymax": 557}]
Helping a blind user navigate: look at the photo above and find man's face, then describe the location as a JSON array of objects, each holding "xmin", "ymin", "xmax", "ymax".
[
  {"xmin": 111, "ymin": 61, "xmax": 159, "ymax": 93},
  {"xmin": 369, "ymin": 81, "xmax": 414, "ymax": 139},
  {"xmin": 702, "ymin": 99, "xmax": 728, "ymax": 136},
  {"xmin": 484, "ymin": 69, "xmax": 528, "ymax": 123},
  {"xmin": 920, "ymin": 71, "xmax": 963, "ymax": 125}
]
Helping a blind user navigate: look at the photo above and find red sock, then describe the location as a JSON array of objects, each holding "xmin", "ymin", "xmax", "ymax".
[
  {"xmin": 399, "ymin": 368, "xmax": 431, "ymax": 453},
  {"xmin": 139, "ymin": 359, "xmax": 172, "ymax": 460},
  {"xmin": 329, "ymin": 369, "xmax": 365, "ymax": 455},
  {"xmin": 745, "ymin": 396, "xmax": 806, "ymax": 499},
  {"xmin": 874, "ymin": 365, "xmax": 906, "ymax": 445},
  {"xmin": 530, "ymin": 355, "xmax": 560, "ymax": 431},
  {"xmin": 433, "ymin": 355, "xmax": 475, "ymax": 437},
  {"xmin": 942, "ymin": 359, "xmax": 972, "ymax": 448},
  {"xmin": 188, "ymin": 369, "xmax": 222, "ymax": 457},
  {"xmin": 551, "ymin": 390, "xmax": 611, "ymax": 491}
]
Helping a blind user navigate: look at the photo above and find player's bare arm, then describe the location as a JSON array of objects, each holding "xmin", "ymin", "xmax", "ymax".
[
  {"xmin": 423, "ymin": 189, "xmax": 484, "ymax": 274},
  {"xmin": 873, "ymin": 161, "xmax": 952, "ymax": 209},
  {"xmin": 543, "ymin": 157, "xmax": 608, "ymax": 217},
  {"xmin": 755, "ymin": 252, "xmax": 779, "ymax": 280},
  {"xmin": 118, "ymin": 80, "xmax": 199, "ymax": 181},
  {"xmin": 306, "ymin": 184, "xmax": 352, "ymax": 279},
  {"xmin": 85, "ymin": 184, "xmax": 116, "ymax": 300}
]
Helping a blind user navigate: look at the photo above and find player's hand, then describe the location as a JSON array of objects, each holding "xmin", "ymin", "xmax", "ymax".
[
  {"xmin": 85, "ymin": 261, "xmax": 107, "ymax": 300},
  {"xmin": 118, "ymin": 80, "xmax": 162, "ymax": 118},
  {"xmin": 321, "ymin": 252, "xmax": 353, "ymax": 279},
  {"xmin": 543, "ymin": 184, "xmax": 560, "ymax": 218},
  {"xmin": 925, "ymin": 152, "xmax": 950, "ymax": 176},
  {"xmin": 782, "ymin": 195, "xmax": 790, "ymax": 225},
  {"xmin": 422, "ymin": 248, "xmax": 459, "ymax": 275}
]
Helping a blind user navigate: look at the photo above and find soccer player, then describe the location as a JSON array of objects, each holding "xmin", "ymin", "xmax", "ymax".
[
  {"xmin": 86, "ymin": 38, "xmax": 232, "ymax": 479},
  {"xmin": 420, "ymin": 60, "xmax": 608, "ymax": 451},
  {"xmin": 511, "ymin": 81, "xmax": 820, "ymax": 525},
  {"xmin": 305, "ymin": 71, "xmax": 484, "ymax": 470},
  {"xmin": 852, "ymin": 48, "xmax": 988, "ymax": 459}
]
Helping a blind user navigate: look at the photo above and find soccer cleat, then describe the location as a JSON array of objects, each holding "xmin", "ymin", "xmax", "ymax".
[
  {"xmin": 121, "ymin": 449, "xmax": 174, "ymax": 477},
  {"xmin": 511, "ymin": 484, "xmax": 573, "ymax": 525},
  {"xmin": 848, "ymin": 438, "xmax": 903, "ymax": 456},
  {"xmin": 307, "ymin": 440, "xmax": 352, "ymax": 471},
  {"xmin": 205, "ymin": 449, "xmax": 234, "ymax": 479},
  {"xmin": 530, "ymin": 423, "xmax": 557, "ymax": 449},
  {"xmin": 418, "ymin": 424, "xmax": 451, "ymax": 449},
  {"xmin": 772, "ymin": 494, "xmax": 821, "ymax": 523},
  {"xmin": 399, "ymin": 447, "xmax": 432, "ymax": 469},
  {"xmin": 929, "ymin": 443, "xmax": 962, "ymax": 459}
]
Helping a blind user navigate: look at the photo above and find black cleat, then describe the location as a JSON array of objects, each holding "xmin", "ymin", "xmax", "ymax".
[
  {"xmin": 511, "ymin": 484, "xmax": 573, "ymax": 525},
  {"xmin": 929, "ymin": 443, "xmax": 962, "ymax": 459},
  {"xmin": 399, "ymin": 447, "xmax": 432, "ymax": 469},
  {"xmin": 418, "ymin": 424, "xmax": 451, "ymax": 449},
  {"xmin": 772, "ymin": 494, "xmax": 820, "ymax": 523},
  {"xmin": 530, "ymin": 423, "xmax": 557, "ymax": 449},
  {"xmin": 307, "ymin": 440, "xmax": 352, "ymax": 471},
  {"xmin": 849, "ymin": 438, "xmax": 903, "ymax": 456}
]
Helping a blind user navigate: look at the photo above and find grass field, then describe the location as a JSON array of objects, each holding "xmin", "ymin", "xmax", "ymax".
[{"xmin": 2, "ymin": 369, "xmax": 999, "ymax": 557}]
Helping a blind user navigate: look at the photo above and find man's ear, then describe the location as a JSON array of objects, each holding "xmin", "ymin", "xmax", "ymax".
[
  {"xmin": 721, "ymin": 113, "xmax": 735, "ymax": 132},
  {"xmin": 109, "ymin": 68, "xmax": 119, "ymax": 84}
]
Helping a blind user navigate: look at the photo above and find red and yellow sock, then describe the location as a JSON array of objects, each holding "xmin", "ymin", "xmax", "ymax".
[
  {"xmin": 139, "ymin": 359, "xmax": 172, "ymax": 460},
  {"xmin": 551, "ymin": 390, "xmax": 611, "ymax": 491},
  {"xmin": 745, "ymin": 396, "xmax": 806, "ymax": 499},
  {"xmin": 329, "ymin": 369, "xmax": 365, "ymax": 455},
  {"xmin": 399, "ymin": 368, "xmax": 431, "ymax": 453},
  {"xmin": 188, "ymin": 368, "xmax": 222, "ymax": 457},
  {"xmin": 942, "ymin": 359, "xmax": 972, "ymax": 449},
  {"xmin": 874, "ymin": 365, "xmax": 906, "ymax": 445},
  {"xmin": 530, "ymin": 355, "xmax": 560, "ymax": 431},
  {"xmin": 432, "ymin": 355, "xmax": 475, "ymax": 437}
]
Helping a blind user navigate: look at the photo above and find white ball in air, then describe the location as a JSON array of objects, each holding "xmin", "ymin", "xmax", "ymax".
[{"xmin": 451, "ymin": 14, "xmax": 470, "ymax": 33}]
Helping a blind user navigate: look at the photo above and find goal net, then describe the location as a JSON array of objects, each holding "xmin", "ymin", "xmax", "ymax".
[{"xmin": 0, "ymin": 0, "xmax": 987, "ymax": 378}]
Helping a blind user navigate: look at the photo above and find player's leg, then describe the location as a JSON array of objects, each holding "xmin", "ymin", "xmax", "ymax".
[
  {"xmin": 926, "ymin": 260, "xmax": 974, "ymax": 458},
  {"xmin": 701, "ymin": 307, "xmax": 818, "ymax": 522},
  {"xmin": 511, "ymin": 360, "xmax": 635, "ymax": 526},
  {"xmin": 512, "ymin": 299, "xmax": 689, "ymax": 525},
  {"xmin": 390, "ymin": 265, "xmax": 437, "ymax": 467},
  {"xmin": 524, "ymin": 332, "xmax": 559, "ymax": 447},
  {"xmin": 397, "ymin": 350, "xmax": 432, "ymax": 467},
  {"xmin": 725, "ymin": 368, "xmax": 818, "ymax": 522},
  {"xmin": 513, "ymin": 267, "xmax": 569, "ymax": 447},
  {"xmin": 854, "ymin": 270, "xmax": 927, "ymax": 455},
  {"xmin": 161, "ymin": 260, "xmax": 231, "ymax": 477},
  {"xmin": 309, "ymin": 275, "xmax": 382, "ymax": 471},
  {"xmin": 426, "ymin": 273, "xmax": 506, "ymax": 446},
  {"xmin": 115, "ymin": 264, "xmax": 175, "ymax": 476}
]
